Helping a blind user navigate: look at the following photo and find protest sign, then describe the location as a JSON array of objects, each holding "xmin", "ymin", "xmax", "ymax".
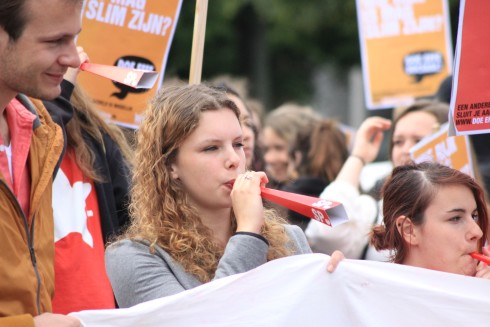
[
  {"xmin": 410, "ymin": 123, "xmax": 474, "ymax": 177},
  {"xmin": 449, "ymin": 0, "xmax": 490, "ymax": 135},
  {"xmin": 356, "ymin": 0, "xmax": 452, "ymax": 109},
  {"xmin": 77, "ymin": 0, "xmax": 182, "ymax": 127},
  {"xmin": 71, "ymin": 253, "xmax": 490, "ymax": 327}
]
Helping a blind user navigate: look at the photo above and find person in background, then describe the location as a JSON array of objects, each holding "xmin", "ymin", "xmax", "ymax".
[
  {"xmin": 306, "ymin": 100, "xmax": 449, "ymax": 260},
  {"xmin": 245, "ymin": 98, "xmax": 266, "ymax": 171},
  {"xmin": 328, "ymin": 161, "xmax": 490, "ymax": 279},
  {"xmin": 105, "ymin": 84, "xmax": 311, "ymax": 308},
  {"xmin": 43, "ymin": 47, "xmax": 132, "ymax": 313},
  {"xmin": 282, "ymin": 118, "xmax": 349, "ymax": 230},
  {"xmin": 262, "ymin": 103, "xmax": 320, "ymax": 190},
  {"xmin": 370, "ymin": 100, "xmax": 449, "ymax": 200},
  {"xmin": 306, "ymin": 116, "xmax": 390, "ymax": 258},
  {"xmin": 0, "ymin": 0, "xmax": 82, "ymax": 326},
  {"xmin": 246, "ymin": 98, "xmax": 265, "ymax": 141}
]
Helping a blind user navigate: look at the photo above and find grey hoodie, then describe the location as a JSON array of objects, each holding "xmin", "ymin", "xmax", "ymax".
[{"xmin": 105, "ymin": 224, "xmax": 311, "ymax": 308}]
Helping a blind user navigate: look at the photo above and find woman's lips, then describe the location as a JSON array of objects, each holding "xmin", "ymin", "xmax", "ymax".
[{"xmin": 224, "ymin": 179, "xmax": 235, "ymax": 189}]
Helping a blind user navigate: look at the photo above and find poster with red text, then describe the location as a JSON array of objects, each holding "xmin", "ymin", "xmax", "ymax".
[
  {"xmin": 449, "ymin": 0, "xmax": 490, "ymax": 135},
  {"xmin": 77, "ymin": 0, "xmax": 182, "ymax": 127},
  {"xmin": 356, "ymin": 0, "xmax": 453, "ymax": 109},
  {"xmin": 410, "ymin": 123, "xmax": 474, "ymax": 177}
]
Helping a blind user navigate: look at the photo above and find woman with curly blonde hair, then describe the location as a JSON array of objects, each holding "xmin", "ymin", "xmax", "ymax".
[{"xmin": 105, "ymin": 83, "xmax": 311, "ymax": 308}]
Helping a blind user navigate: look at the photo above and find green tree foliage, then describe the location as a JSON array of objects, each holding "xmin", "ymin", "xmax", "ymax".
[{"xmin": 165, "ymin": 0, "xmax": 461, "ymax": 109}]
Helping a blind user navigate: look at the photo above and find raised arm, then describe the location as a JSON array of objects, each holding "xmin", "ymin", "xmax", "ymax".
[{"xmin": 335, "ymin": 117, "xmax": 391, "ymax": 189}]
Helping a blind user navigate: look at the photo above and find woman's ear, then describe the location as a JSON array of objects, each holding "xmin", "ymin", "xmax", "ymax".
[
  {"xmin": 169, "ymin": 163, "xmax": 179, "ymax": 180},
  {"xmin": 396, "ymin": 216, "xmax": 418, "ymax": 246}
]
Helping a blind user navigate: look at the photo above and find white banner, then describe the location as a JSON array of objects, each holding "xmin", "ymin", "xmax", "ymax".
[{"xmin": 71, "ymin": 253, "xmax": 490, "ymax": 326}]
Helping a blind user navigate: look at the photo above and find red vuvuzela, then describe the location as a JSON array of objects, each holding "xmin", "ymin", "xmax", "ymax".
[
  {"xmin": 80, "ymin": 62, "xmax": 159, "ymax": 89},
  {"xmin": 260, "ymin": 187, "xmax": 348, "ymax": 227}
]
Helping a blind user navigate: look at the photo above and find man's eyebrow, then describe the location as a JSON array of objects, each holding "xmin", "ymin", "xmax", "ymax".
[{"xmin": 40, "ymin": 28, "xmax": 82, "ymax": 40}]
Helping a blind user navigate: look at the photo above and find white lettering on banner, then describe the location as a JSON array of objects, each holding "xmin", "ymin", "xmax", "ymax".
[
  {"xmin": 123, "ymin": 71, "xmax": 139, "ymax": 87},
  {"xmin": 136, "ymin": 63, "xmax": 154, "ymax": 70},
  {"xmin": 360, "ymin": 0, "xmax": 444, "ymax": 39},
  {"xmin": 117, "ymin": 59, "xmax": 136, "ymax": 68},
  {"xmin": 85, "ymin": 0, "xmax": 127, "ymax": 26},
  {"xmin": 434, "ymin": 137, "xmax": 457, "ymax": 167},
  {"xmin": 414, "ymin": 148, "xmax": 434, "ymax": 163},
  {"xmin": 84, "ymin": 0, "xmax": 173, "ymax": 36},
  {"xmin": 472, "ymin": 117, "xmax": 484, "ymax": 124},
  {"xmin": 111, "ymin": 0, "xmax": 146, "ymax": 10},
  {"xmin": 312, "ymin": 199, "xmax": 333, "ymax": 209},
  {"xmin": 404, "ymin": 52, "xmax": 443, "ymax": 75},
  {"xmin": 116, "ymin": 59, "xmax": 155, "ymax": 71},
  {"xmin": 403, "ymin": 14, "xmax": 443, "ymax": 35},
  {"xmin": 128, "ymin": 10, "xmax": 173, "ymax": 36},
  {"xmin": 312, "ymin": 209, "xmax": 325, "ymax": 223}
]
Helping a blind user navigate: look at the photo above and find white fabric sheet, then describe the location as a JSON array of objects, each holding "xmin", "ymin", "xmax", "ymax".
[{"xmin": 71, "ymin": 253, "xmax": 490, "ymax": 326}]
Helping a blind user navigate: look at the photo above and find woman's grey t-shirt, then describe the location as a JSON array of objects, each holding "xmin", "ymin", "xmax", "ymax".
[{"xmin": 105, "ymin": 224, "xmax": 311, "ymax": 308}]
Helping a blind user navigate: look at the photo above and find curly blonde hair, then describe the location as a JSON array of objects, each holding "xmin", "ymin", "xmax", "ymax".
[{"xmin": 124, "ymin": 83, "xmax": 293, "ymax": 282}]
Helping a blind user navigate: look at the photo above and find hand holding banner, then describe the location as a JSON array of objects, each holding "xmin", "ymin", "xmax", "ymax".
[{"xmin": 80, "ymin": 63, "xmax": 159, "ymax": 89}]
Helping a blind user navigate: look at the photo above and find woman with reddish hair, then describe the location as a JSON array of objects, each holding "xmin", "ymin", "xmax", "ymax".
[{"xmin": 328, "ymin": 161, "xmax": 490, "ymax": 279}]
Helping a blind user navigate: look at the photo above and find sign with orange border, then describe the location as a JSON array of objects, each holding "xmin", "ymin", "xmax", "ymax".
[
  {"xmin": 410, "ymin": 123, "xmax": 474, "ymax": 177},
  {"xmin": 356, "ymin": 0, "xmax": 453, "ymax": 109},
  {"xmin": 449, "ymin": 0, "xmax": 490, "ymax": 135},
  {"xmin": 77, "ymin": 0, "xmax": 182, "ymax": 127}
]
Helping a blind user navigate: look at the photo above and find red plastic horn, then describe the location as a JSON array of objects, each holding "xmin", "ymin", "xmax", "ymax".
[
  {"xmin": 260, "ymin": 187, "xmax": 348, "ymax": 227},
  {"xmin": 80, "ymin": 62, "xmax": 159, "ymax": 89}
]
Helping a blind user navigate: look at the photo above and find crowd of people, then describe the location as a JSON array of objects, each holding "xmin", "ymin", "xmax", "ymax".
[{"xmin": 1, "ymin": 0, "xmax": 489, "ymax": 326}]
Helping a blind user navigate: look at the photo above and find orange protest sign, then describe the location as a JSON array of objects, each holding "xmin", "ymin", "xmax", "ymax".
[
  {"xmin": 449, "ymin": 0, "xmax": 490, "ymax": 135},
  {"xmin": 77, "ymin": 0, "xmax": 182, "ymax": 127},
  {"xmin": 410, "ymin": 123, "xmax": 473, "ymax": 177},
  {"xmin": 356, "ymin": 0, "xmax": 453, "ymax": 109}
]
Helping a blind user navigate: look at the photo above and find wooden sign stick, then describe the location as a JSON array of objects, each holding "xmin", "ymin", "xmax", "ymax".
[{"xmin": 189, "ymin": 0, "xmax": 209, "ymax": 85}]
